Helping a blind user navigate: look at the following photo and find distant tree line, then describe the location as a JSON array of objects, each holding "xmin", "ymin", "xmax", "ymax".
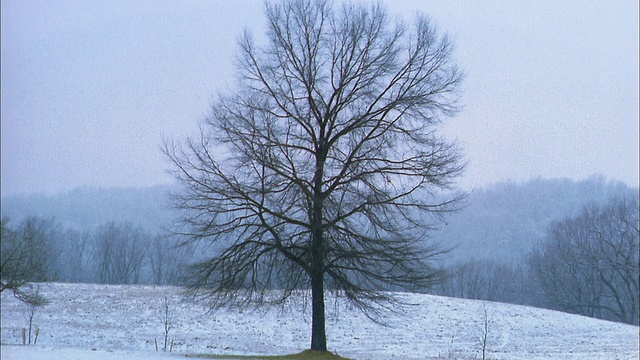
[
  {"xmin": 2, "ymin": 194, "xmax": 637, "ymax": 326},
  {"xmin": 433, "ymin": 195, "xmax": 639, "ymax": 325},
  {"xmin": 1, "ymin": 217, "xmax": 194, "ymax": 290}
]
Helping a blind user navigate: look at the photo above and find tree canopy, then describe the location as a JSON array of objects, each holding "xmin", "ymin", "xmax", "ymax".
[{"xmin": 166, "ymin": 0, "xmax": 464, "ymax": 351}]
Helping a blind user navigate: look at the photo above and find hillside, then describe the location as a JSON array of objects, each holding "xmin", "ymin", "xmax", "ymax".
[{"xmin": 1, "ymin": 283, "xmax": 638, "ymax": 359}]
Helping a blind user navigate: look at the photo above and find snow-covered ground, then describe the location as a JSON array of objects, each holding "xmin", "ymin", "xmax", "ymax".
[{"xmin": 1, "ymin": 283, "xmax": 638, "ymax": 359}]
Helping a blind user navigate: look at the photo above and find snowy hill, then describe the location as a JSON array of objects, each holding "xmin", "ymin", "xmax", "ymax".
[{"xmin": 1, "ymin": 283, "xmax": 637, "ymax": 359}]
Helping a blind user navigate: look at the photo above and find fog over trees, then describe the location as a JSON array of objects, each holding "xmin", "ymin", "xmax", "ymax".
[
  {"xmin": 1, "ymin": 217, "xmax": 193, "ymax": 289},
  {"xmin": 529, "ymin": 196, "xmax": 639, "ymax": 324},
  {"xmin": 2, "ymin": 176, "xmax": 637, "ymax": 326}
]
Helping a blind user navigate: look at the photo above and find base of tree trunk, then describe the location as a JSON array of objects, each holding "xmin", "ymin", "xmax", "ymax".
[{"xmin": 296, "ymin": 350, "xmax": 350, "ymax": 359}]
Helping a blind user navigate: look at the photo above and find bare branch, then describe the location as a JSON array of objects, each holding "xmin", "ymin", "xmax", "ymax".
[{"xmin": 165, "ymin": 0, "xmax": 465, "ymax": 351}]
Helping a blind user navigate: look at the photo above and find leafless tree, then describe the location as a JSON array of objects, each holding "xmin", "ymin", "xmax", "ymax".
[
  {"xmin": 478, "ymin": 302, "xmax": 490, "ymax": 360},
  {"xmin": 1, "ymin": 217, "xmax": 58, "ymax": 293},
  {"xmin": 165, "ymin": 0, "xmax": 464, "ymax": 351},
  {"xmin": 94, "ymin": 222, "xmax": 148, "ymax": 284},
  {"xmin": 148, "ymin": 234, "xmax": 194, "ymax": 285},
  {"xmin": 1, "ymin": 217, "xmax": 27, "ymax": 292},
  {"xmin": 161, "ymin": 296, "xmax": 171, "ymax": 351},
  {"xmin": 437, "ymin": 260, "xmax": 524, "ymax": 303},
  {"xmin": 530, "ymin": 196, "xmax": 639, "ymax": 324},
  {"xmin": 22, "ymin": 284, "xmax": 49, "ymax": 345},
  {"xmin": 55, "ymin": 229, "xmax": 93, "ymax": 283},
  {"xmin": 579, "ymin": 197, "xmax": 639, "ymax": 324},
  {"xmin": 149, "ymin": 235, "xmax": 170, "ymax": 285}
]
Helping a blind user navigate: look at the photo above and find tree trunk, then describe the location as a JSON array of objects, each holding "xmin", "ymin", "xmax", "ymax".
[
  {"xmin": 310, "ymin": 143, "xmax": 327, "ymax": 351},
  {"xmin": 309, "ymin": 205, "xmax": 327, "ymax": 351},
  {"xmin": 310, "ymin": 269, "xmax": 327, "ymax": 351}
]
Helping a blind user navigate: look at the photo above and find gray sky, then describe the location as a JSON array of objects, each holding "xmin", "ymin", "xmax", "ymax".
[{"xmin": 1, "ymin": 0, "xmax": 638, "ymax": 197}]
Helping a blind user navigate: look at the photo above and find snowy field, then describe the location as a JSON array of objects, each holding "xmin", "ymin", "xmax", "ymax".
[{"xmin": 1, "ymin": 283, "xmax": 638, "ymax": 359}]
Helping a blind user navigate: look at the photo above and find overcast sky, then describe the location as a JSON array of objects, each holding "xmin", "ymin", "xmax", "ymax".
[{"xmin": 1, "ymin": 0, "xmax": 638, "ymax": 197}]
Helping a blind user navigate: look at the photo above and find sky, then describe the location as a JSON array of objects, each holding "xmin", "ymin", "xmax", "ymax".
[{"xmin": 1, "ymin": 0, "xmax": 638, "ymax": 197}]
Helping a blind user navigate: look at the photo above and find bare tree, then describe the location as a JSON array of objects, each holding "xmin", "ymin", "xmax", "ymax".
[
  {"xmin": 22, "ymin": 284, "xmax": 49, "ymax": 345},
  {"xmin": 579, "ymin": 197, "xmax": 639, "ymax": 324},
  {"xmin": 165, "ymin": 0, "xmax": 463, "ymax": 351},
  {"xmin": 149, "ymin": 234, "xmax": 194, "ymax": 285},
  {"xmin": 55, "ymin": 229, "xmax": 93, "ymax": 283},
  {"xmin": 478, "ymin": 302, "xmax": 490, "ymax": 360},
  {"xmin": 530, "ymin": 196, "xmax": 639, "ymax": 324},
  {"xmin": 1, "ymin": 217, "xmax": 58, "ymax": 293},
  {"xmin": 1, "ymin": 217, "xmax": 27, "ymax": 292},
  {"xmin": 94, "ymin": 222, "xmax": 148, "ymax": 284},
  {"xmin": 149, "ymin": 235, "xmax": 170, "ymax": 285},
  {"xmin": 161, "ymin": 296, "xmax": 171, "ymax": 351},
  {"xmin": 437, "ymin": 260, "xmax": 524, "ymax": 303}
]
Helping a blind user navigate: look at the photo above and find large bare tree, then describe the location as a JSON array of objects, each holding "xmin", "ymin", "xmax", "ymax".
[{"xmin": 166, "ymin": 0, "xmax": 464, "ymax": 351}]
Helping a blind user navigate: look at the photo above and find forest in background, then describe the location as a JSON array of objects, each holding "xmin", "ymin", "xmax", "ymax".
[{"xmin": 2, "ymin": 175, "xmax": 638, "ymax": 324}]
